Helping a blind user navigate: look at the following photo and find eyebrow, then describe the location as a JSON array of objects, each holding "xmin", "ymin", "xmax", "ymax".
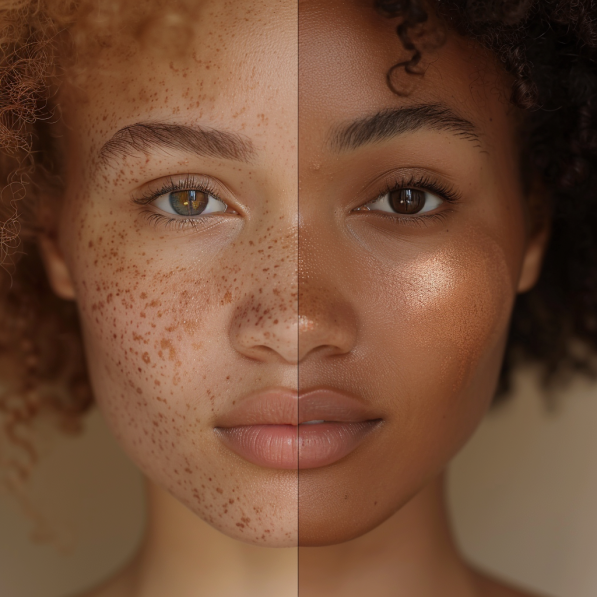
[
  {"xmin": 329, "ymin": 104, "xmax": 481, "ymax": 151},
  {"xmin": 98, "ymin": 122, "xmax": 256, "ymax": 165}
]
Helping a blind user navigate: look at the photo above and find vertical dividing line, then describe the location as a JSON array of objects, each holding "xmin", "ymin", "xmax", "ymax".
[{"xmin": 296, "ymin": 0, "xmax": 300, "ymax": 593}]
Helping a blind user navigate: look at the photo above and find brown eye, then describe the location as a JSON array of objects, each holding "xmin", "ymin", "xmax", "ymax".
[
  {"xmin": 388, "ymin": 188, "xmax": 426, "ymax": 214},
  {"xmin": 358, "ymin": 187, "xmax": 443, "ymax": 216},
  {"xmin": 169, "ymin": 190, "xmax": 209, "ymax": 216},
  {"xmin": 152, "ymin": 188, "xmax": 229, "ymax": 217}
]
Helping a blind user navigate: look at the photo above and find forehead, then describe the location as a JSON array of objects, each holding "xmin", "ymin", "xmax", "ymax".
[
  {"xmin": 64, "ymin": 0, "xmax": 297, "ymax": 159},
  {"xmin": 299, "ymin": 0, "xmax": 514, "ymax": 147}
]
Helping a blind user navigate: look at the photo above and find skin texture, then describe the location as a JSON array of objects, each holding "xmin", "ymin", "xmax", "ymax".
[
  {"xmin": 38, "ymin": 0, "xmax": 552, "ymax": 595},
  {"xmin": 298, "ymin": 0, "xmax": 546, "ymax": 546}
]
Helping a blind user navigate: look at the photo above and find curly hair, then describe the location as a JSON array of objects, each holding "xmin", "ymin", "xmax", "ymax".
[
  {"xmin": 0, "ymin": 0, "xmax": 198, "ymax": 489},
  {"xmin": 376, "ymin": 0, "xmax": 597, "ymax": 396}
]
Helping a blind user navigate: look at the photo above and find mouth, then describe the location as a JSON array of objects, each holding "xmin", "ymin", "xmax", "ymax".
[{"xmin": 214, "ymin": 388, "xmax": 382, "ymax": 470}]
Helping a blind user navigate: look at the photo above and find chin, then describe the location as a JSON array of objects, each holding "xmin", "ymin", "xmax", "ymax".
[
  {"xmin": 169, "ymin": 468, "xmax": 300, "ymax": 548},
  {"xmin": 296, "ymin": 454, "xmax": 432, "ymax": 547},
  {"xmin": 213, "ymin": 511, "xmax": 299, "ymax": 548},
  {"xmin": 297, "ymin": 503, "xmax": 393, "ymax": 547}
]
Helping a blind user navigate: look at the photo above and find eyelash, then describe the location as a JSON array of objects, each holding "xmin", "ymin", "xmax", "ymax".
[
  {"xmin": 132, "ymin": 175, "xmax": 228, "ymax": 230},
  {"xmin": 365, "ymin": 174, "xmax": 461, "ymax": 227},
  {"xmin": 132, "ymin": 173, "xmax": 459, "ymax": 230}
]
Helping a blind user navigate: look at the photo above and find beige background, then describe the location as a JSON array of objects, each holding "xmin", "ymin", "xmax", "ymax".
[{"xmin": 1, "ymin": 367, "xmax": 596, "ymax": 597}]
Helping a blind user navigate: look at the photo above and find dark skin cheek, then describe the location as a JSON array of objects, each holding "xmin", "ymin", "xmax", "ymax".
[{"xmin": 295, "ymin": 227, "xmax": 515, "ymax": 545}]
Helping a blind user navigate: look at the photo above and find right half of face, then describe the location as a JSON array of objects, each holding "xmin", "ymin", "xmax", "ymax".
[{"xmin": 296, "ymin": 0, "xmax": 541, "ymax": 546}]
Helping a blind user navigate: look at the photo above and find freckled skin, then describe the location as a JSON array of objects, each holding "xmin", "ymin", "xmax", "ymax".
[
  {"xmin": 54, "ymin": 0, "xmax": 298, "ymax": 547},
  {"xmin": 297, "ymin": 0, "xmax": 545, "ymax": 560}
]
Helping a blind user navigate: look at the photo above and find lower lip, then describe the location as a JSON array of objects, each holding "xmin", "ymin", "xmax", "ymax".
[{"xmin": 215, "ymin": 421, "xmax": 380, "ymax": 470}]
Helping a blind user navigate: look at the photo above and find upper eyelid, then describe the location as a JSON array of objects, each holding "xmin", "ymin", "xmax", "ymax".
[
  {"xmin": 132, "ymin": 175, "xmax": 228, "ymax": 206},
  {"xmin": 353, "ymin": 168, "xmax": 463, "ymax": 210},
  {"xmin": 362, "ymin": 179, "xmax": 461, "ymax": 212}
]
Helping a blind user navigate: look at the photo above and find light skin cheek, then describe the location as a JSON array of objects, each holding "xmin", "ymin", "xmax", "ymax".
[{"xmin": 59, "ymin": 198, "xmax": 298, "ymax": 546}]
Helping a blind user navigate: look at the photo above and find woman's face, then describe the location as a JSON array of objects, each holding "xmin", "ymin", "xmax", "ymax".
[
  {"xmin": 297, "ymin": 0, "xmax": 546, "ymax": 545},
  {"xmin": 51, "ymin": 0, "xmax": 299, "ymax": 547},
  {"xmin": 43, "ymin": 0, "xmax": 547, "ymax": 550}
]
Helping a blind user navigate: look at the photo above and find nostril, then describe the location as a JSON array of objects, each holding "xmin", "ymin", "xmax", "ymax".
[
  {"xmin": 297, "ymin": 293, "xmax": 358, "ymax": 362},
  {"xmin": 230, "ymin": 302, "xmax": 299, "ymax": 364},
  {"xmin": 239, "ymin": 344, "xmax": 298, "ymax": 364}
]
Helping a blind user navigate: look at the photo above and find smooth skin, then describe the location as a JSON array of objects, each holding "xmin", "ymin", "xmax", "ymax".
[{"xmin": 297, "ymin": 1, "xmax": 549, "ymax": 596}]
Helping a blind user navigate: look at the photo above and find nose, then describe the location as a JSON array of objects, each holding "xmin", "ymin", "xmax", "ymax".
[
  {"xmin": 230, "ymin": 290, "xmax": 299, "ymax": 364},
  {"xmin": 229, "ymin": 220, "xmax": 299, "ymax": 364},
  {"xmin": 230, "ymin": 219, "xmax": 358, "ymax": 364},
  {"xmin": 231, "ymin": 285, "xmax": 358, "ymax": 364},
  {"xmin": 298, "ymin": 283, "xmax": 358, "ymax": 362}
]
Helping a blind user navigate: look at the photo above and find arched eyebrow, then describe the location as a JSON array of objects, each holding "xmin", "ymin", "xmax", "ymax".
[
  {"xmin": 98, "ymin": 122, "xmax": 256, "ymax": 165},
  {"xmin": 329, "ymin": 104, "xmax": 481, "ymax": 151}
]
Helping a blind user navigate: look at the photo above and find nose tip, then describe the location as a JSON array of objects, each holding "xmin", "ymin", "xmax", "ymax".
[
  {"xmin": 230, "ymin": 297, "xmax": 299, "ymax": 364},
  {"xmin": 230, "ymin": 295, "xmax": 357, "ymax": 364},
  {"xmin": 297, "ymin": 297, "xmax": 357, "ymax": 362}
]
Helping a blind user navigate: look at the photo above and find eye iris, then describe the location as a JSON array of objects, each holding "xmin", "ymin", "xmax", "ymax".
[
  {"xmin": 389, "ymin": 188, "xmax": 426, "ymax": 214},
  {"xmin": 169, "ymin": 190, "xmax": 209, "ymax": 216}
]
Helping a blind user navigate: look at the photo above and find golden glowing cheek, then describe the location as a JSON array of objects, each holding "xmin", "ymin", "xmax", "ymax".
[{"xmin": 390, "ymin": 241, "xmax": 513, "ymax": 395}]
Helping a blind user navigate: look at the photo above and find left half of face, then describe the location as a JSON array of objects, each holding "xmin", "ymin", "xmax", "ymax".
[{"xmin": 40, "ymin": 0, "xmax": 299, "ymax": 547}]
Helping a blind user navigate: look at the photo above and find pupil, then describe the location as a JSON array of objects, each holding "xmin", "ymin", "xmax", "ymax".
[
  {"xmin": 169, "ymin": 190, "xmax": 209, "ymax": 216},
  {"xmin": 389, "ymin": 188, "xmax": 425, "ymax": 214}
]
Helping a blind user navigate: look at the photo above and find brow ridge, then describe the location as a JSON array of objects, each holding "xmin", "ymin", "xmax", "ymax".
[
  {"xmin": 99, "ymin": 122, "xmax": 255, "ymax": 164},
  {"xmin": 330, "ymin": 104, "xmax": 481, "ymax": 151}
]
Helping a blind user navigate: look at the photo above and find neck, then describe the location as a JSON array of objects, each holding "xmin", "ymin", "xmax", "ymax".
[
  {"xmin": 123, "ymin": 480, "xmax": 298, "ymax": 597},
  {"xmin": 298, "ymin": 474, "xmax": 477, "ymax": 597}
]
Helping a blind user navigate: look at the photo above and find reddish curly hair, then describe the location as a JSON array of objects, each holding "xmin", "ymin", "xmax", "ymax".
[{"xmin": 0, "ymin": 0, "xmax": 198, "ymax": 488}]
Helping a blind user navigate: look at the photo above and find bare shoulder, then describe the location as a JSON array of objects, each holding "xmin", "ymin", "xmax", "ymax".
[{"xmin": 472, "ymin": 569, "xmax": 553, "ymax": 597}]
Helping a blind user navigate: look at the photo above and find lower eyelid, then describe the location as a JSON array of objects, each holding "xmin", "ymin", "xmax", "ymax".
[
  {"xmin": 354, "ymin": 208, "xmax": 453, "ymax": 229},
  {"xmin": 139, "ymin": 209, "xmax": 232, "ymax": 232},
  {"xmin": 151, "ymin": 192, "xmax": 229, "ymax": 216},
  {"xmin": 367, "ymin": 212, "xmax": 450, "ymax": 230}
]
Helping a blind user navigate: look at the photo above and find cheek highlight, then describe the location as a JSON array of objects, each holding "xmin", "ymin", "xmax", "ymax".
[{"xmin": 397, "ymin": 241, "xmax": 512, "ymax": 395}]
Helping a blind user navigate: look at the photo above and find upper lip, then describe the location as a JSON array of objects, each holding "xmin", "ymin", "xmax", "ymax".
[{"xmin": 215, "ymin": 387, "xmax": 380, "ymax": 428}]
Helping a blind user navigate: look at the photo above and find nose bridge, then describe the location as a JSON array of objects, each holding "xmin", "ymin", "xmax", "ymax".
[
  {"xmin": 298, "ymin": 230, "xmax": 358, "ymax": 362},
  {"xmin": 229, "ymin": 221, "xmax": 298, "ymax": 364}
]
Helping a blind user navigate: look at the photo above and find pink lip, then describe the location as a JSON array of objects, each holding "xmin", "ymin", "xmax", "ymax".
[{"xmin": 214, "ymin": 388, "xmax": 381, "ymax": 470}]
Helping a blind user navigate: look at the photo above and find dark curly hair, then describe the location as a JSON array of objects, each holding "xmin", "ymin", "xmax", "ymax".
[{"xmin": 376, "ymin": 0, "xmax": 597, "ymax": 396}]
